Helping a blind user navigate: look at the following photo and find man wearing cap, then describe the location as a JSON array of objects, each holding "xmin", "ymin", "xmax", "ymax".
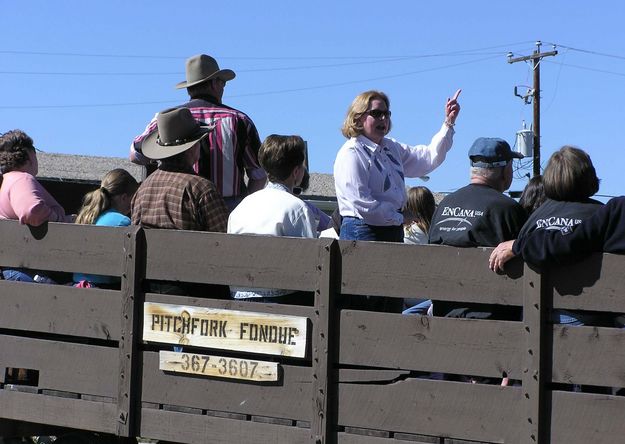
[
  {"xmin": 428, "ymin": 137, "xmax": 527, "ymax": 319},
  {"xmin": 131, "ymin": 107, "xmax": 228, "ymax": 233},
  {"xmin": 130, "ymin": 54, "xmax": 266, "ymax": 209}
]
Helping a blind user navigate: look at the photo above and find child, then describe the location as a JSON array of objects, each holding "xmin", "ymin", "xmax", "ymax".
[
  {"xmin": 73, "ymin": 169, "xmax": 139, "ymax": 288},
  {"xmin": 228, "ymin": 135, "xmax": 316, "ymax": 304}
]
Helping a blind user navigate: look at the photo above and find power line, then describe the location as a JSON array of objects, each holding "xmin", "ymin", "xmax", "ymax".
[
  {"xmin": 543, "ymin": 48, "xmax": 569, "ymax": 112},
  {"xmin": 0, "ymin": 41, "xmax": 534, "ymax": 61},
  {"xmin": 545, "ymin": 43, "xmax": 625, "ymax": 62},
  {"xmin": 0, "ymin": 100, "xmax": 179, "ymax": 110},
  {"xmin": 0, "ymin": 52, "xmax": 507, "ymax": 77},
  {"xmin": 228, "ymin": 55, "xmax": 501, "ymax": 98},
  {"xmin": 0, "ymin": 55, "xmax": 500, "ymax": 110},
  {"xmin": 544, "ymin": 60, "xmax": 625, "ymax": 78}
]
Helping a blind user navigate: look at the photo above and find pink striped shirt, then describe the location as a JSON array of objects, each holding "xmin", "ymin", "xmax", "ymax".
[{"xmin": 131, "ymin": 97, "xmax": 266, "ymax": 199}]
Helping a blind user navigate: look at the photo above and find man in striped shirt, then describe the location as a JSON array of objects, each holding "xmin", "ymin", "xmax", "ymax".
[
  {"xmin": 131, "ymin": 107, "xmax": 228, "ymax": 233},
  {"xmin": 130, "ymin": 54, "xmax": 267, "ymax": 210}
]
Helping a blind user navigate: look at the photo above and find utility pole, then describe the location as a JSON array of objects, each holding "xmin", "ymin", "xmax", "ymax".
[{"xmin": 508, "ymin": 41, "xmax": 557, "ymax": 177}]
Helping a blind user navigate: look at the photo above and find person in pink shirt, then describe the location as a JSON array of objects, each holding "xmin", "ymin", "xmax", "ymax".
[{"xmin": 0, "ymin": 129, "xmax": 72, "ymax": 282}]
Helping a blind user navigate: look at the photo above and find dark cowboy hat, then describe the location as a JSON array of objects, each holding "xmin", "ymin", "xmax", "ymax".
[
  {"xmin": 175, "ymin": 54, "xmax": 236, "ymax": 89},
  {"xmin": 141, "ymin": 107, "xmax": 211, "ymax": 160}
]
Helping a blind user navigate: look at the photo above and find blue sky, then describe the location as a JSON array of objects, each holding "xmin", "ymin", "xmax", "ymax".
[{"xmin": 2, "ymin": 0, "xmax": 624, "ymax": 199}]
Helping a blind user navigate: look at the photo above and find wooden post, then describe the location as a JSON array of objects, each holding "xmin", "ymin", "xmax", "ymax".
[
  {"xmin": 532, "ymin": 53, "xmax": 541, "ymax": 178},
  {"xmin": 522, "ymin": 265, "xmax": 551, "ymax": 443},
  {"xmin": 117, "ymin": 226, "xmax": 145, "ymax": 438},
  {"xmin": 311, "ymin": 239, "xmax": 339, "ymax": 444},
  {"xmin": 508, "ymin": 41, "xmax": 557, "ymax": 177}
]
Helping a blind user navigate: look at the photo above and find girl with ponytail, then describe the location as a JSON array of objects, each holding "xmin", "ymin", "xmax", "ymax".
[
  {"xmin": 73, "ymin": 169, "xmax": 139, "ymax": 287},
  {"xmin": 75, "ymin": 168, "xmax": 138, "ymax": 226}
]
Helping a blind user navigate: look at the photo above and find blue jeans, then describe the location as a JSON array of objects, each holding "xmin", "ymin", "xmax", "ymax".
[
  {"xmin": 553, "ymin": 309, "xmax": 608, "ymax": 326},
  {"xmin": 554, "ymin": 310, "xmax": 584, "ymax": 326},
  {"xmin": 340, "ymin": 217, "xmax": 403, "ymax": 242},
  {"xmin": 2, "ymin": 268, "xmax": 57, "ymax": 284},
  {"xmin": 2, "ymin": 269, "xmax": 35, "ymax": 282},
  {"xmin": 402, "ymin": 299, "xmax": 432, "ymax": 315}
]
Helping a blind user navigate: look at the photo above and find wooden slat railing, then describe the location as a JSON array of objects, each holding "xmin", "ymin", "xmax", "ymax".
[{"xmin": 0, "ymin": 219, "xmax": 624, "ymax": 443}]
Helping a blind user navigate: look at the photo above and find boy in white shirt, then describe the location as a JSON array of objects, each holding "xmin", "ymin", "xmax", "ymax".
[{"xmin": 228, "ymin": 134, "xmax": 317, "ymax": 303}]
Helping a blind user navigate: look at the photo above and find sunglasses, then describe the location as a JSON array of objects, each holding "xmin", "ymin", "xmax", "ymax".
[{"xmin": 366, "ymin": 109, "xmax": 391, "ymax": 119}]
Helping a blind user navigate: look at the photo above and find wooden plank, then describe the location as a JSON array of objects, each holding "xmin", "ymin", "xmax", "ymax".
[
  {"xmin": 0, "ymin": 389, "xmax": 117, "ymax": 434},
  {"xmin": 338, "ymin": 378, "xmax": 521, "ymax": 443},
  {"xmin": 338, "ymin": 432, "xmax": 439, "ymax": 444},
  {"xmin": 0, "ymin": 281, "xmax": 121, "ymax": 340},
  {"xmin": 343, "ymin": 426, "xmax": 388, "ymax": 438},
  {"xmin": 0, "ymin": 335, "xmax": 118, "ymax": 397},
  {"xmin": 550, "ymin": 253, "xmax": 625, "ymax": 312},
  {"xmin": 159, "ymin": 351, "xmax": 278, "ymax": 382},
  {"xmin": 0, "ymin": 220, "xmax": 127, "ymax": 276},
  {"xmin": 141, "ymin": 351, "xmax": 311, "ymax": 421},
  {"xmin": 117, "ymin": 226, "xmax": 144, "ymax": 437},
  {"xmin": 143, "ymin": 302, "xmax": 308, "ymax": 358},
  {"xmin": 311, "ymin": 239, "xmax": 339, "ymax": 444},
  {"xmin": 145, "ymin": 292, "xmax": 316, "ymax": 319},
  {"xmin": 140, "ymin": 408, "xmax": 311, "ymax": 444},
  {"xmin": 144, "ymin": 229, "xmax": 323, "ymax": 290},
  {"xmin": 550, "ymin": 391, "xmax": 625, "ymax": 443},
  {"xmin": 339, "ymin": 241, "xmax": 523, "ymax": 304},
  {"xmin": 552, "ymin": 325, "xmax": 625, "ymax": 387},
  {"xmin": 339, "ymin": 310, "xmax": 522, "ymax": 379},
  {"xmin": 522, "ymin": 265, "xmax": 549, "ymax": 444}
]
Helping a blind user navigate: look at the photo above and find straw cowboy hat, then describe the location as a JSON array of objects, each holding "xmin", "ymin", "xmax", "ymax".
[
  {"xmin": 141, "ymin": 107, "xmax": 212, "ymax": 160},
  {"xmin": 175, "ymin": 54, "xmax": 236, "ymax": 89}
]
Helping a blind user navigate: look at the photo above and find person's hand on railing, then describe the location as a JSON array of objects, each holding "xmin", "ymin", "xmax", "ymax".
[{"xmin": 488, "ymin": 240, "xmax": 516, "ymax": 273}]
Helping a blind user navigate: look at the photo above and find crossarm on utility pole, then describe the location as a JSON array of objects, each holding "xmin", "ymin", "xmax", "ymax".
[{"xmin": 508, "ymin": 46, "xmax": 558, "ymax": 177}]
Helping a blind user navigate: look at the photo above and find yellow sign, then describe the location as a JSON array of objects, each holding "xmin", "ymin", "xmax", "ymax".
[
  {"xmin": 143, "ymin": 302, "xmax": 308, "ymax": 358},
  {"xmin": 159, "ymin": 351, "xmax": 278, "ymax": 382}
]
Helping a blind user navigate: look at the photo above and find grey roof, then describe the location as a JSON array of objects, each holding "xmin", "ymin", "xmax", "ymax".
[
  {"xmin": 37, "ymin": 152, "xmax": 447, "ymax": 204},
  {"xmin": 38, "ymin": 152, "xmax": 145, "ymax": 183},
  {"xmin": 300, "ymin": 173, "xmax": 336, "ymax": 199}
]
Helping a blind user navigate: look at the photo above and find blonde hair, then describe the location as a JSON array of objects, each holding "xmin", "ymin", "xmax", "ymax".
[
  {"xmin": 341, "ymin": 90, "xmax": 392, "ymax": 139},
  {"xmin": 75, "ymin": 169, "xmax": 139, "ymax": 225},
  {"xmin": 404, "ymin": 186, "xmax": 435, "ymax": 233}
]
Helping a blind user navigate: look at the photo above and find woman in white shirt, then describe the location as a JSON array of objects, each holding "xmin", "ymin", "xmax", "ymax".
[{"xmin": 334, "ymin": 89, "xmax": 460, "ymax": 242}]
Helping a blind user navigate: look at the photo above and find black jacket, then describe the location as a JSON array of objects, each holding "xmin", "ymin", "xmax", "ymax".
[{"xmin": 514, "ymin": 196, "xmax": 625, "ymax": 267}]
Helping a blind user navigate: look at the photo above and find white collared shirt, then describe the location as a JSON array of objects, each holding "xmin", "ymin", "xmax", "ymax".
[
  {"xmin": 227, "ymin": 182, "xmax": 317, "ymax": 237},
  {"xmin": 227, "ymin": 182, "xmax": 318, "ymax": 299},
  {"xmin": 334, "ymin": 123, "xmax": 454, "ymax": 226}
]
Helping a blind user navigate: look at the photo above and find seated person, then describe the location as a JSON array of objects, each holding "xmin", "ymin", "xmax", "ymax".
[
  {"xmin": 518, "ymin": 174, "xmax": 545, "ymax": 216},
  {"xmin": 73, "ymin": 169, "xmax": 139, "ymax": 288},
  {"xmin": 429, "ymin": 137, "xmax": 527, "ymax": 319},
  {"xmin": 403, "ymin": 186, "xmax": 435, "ymax": 245},
  {"xmin": 402, "ymin": 186, "xmax": 436, "ymax": 315},
  {"xmin": 131, "ymin": 107, "xmax": 229, "ymax": 297},
  {"xmin": 228, "ymin": 135, "xmax": 317, "ymax": 304},
  {"xmin": 0, "ymin": 130, "xmax": 73, "ymax": 282},
  {"xmin": 489, "ymin": 146, "xmax": 603, "ymax": 325}
]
